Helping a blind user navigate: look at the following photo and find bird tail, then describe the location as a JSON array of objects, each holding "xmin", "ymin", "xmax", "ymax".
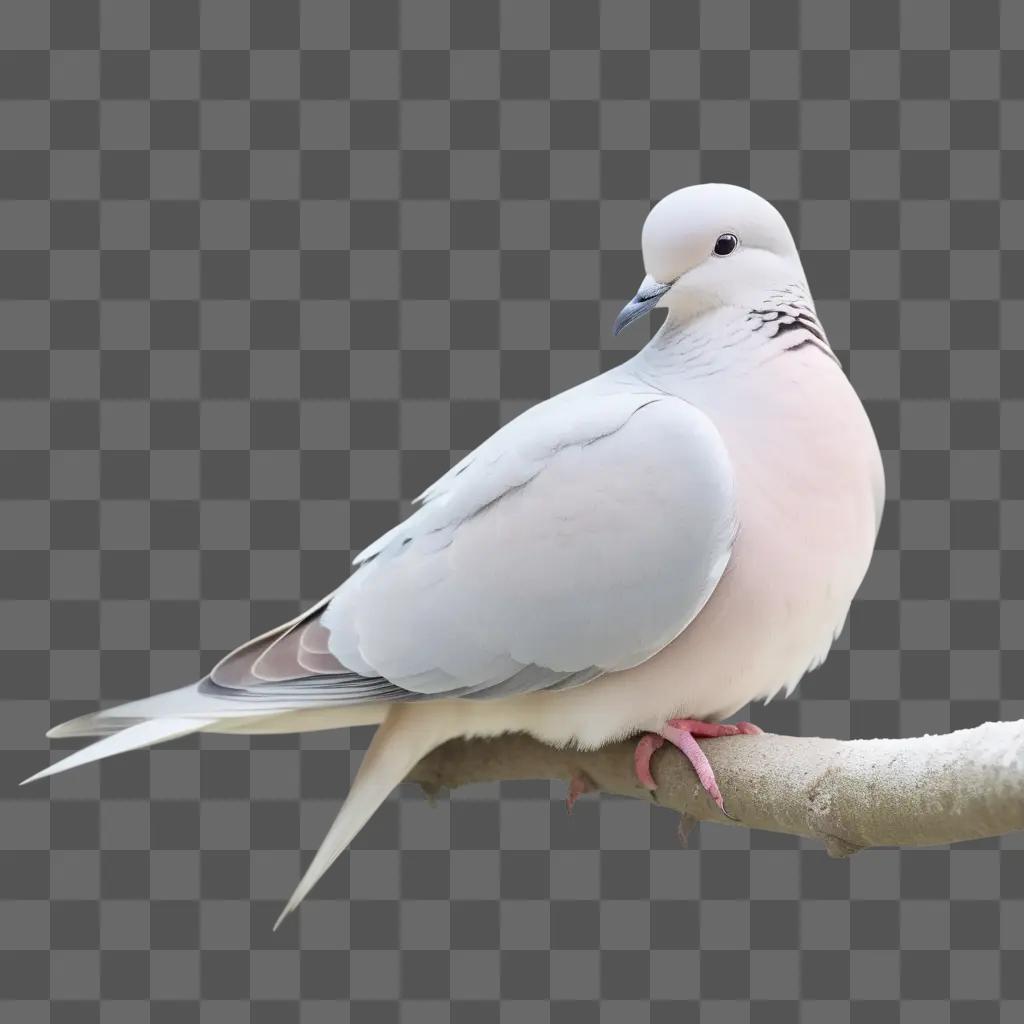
[
  {"xmin": 22, "ymin": 680, "xmax": 273, "ymax": 783},
  {"xmin": 24, "ymin": 685, "xmax": 452, "ymax": 928},
  {"xmin": 274, "ymin": 704, "xmax": 453, "ymax": 929},
  {"xmin": 21, "ymin": 715, "xmax": 214, "ymax": 785}
]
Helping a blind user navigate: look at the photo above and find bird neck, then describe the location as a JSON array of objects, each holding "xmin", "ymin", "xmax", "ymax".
[{"xmin": 634, "ymin": 280, "xmax": 836, "ymax": 386}]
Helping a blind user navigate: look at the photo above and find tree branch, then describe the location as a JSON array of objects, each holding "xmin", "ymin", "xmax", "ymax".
[{"xmin": 407, "ymin": 721, "xmax": 1024, "ymax": 856}]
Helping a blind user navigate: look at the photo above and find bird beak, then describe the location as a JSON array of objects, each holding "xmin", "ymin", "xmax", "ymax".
[{"xmin": 612, "ymin": 277, "xmax": 674, "ymax": 336}]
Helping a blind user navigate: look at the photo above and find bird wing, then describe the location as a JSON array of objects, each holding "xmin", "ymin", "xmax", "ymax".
[{"xmin": 204, "ymin": 382, "xmax": 738, "ymax": 704}]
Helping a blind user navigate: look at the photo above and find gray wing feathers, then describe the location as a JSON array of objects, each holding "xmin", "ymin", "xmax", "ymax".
[
  {"xmin": 156, "ymin": 387, "xmax": 736, "ymax": 711},
  {"xmin": 320, "ymin": 390, "xmax": 737, "ymax": 697}
]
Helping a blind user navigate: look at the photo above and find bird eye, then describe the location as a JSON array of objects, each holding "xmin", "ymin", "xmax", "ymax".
[{"xmin": 713, "ymin": 233, "xmax": 738, "ymax": 257}]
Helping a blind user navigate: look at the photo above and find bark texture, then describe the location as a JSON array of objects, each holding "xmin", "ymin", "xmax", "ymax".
[{"xmin": 407, "ymin": 721, "xmax": 1024, "ymax": 855}]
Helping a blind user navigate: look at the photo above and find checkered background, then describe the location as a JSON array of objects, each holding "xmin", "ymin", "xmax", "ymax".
[{"xmin": 3, "ymin": 0, "xmax": 1024, "ymax": 1019}]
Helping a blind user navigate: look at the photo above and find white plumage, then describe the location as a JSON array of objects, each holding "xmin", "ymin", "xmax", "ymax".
[{"xmin": 28, "ymin": 184, "xmax": 884, "ymax": 927}]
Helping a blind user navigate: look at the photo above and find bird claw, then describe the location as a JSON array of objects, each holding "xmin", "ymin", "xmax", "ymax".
[
  {"xmin": 633, "ymin": 733, "xmax": 665, "ymax": 790},
  {"xmin": 734, "ymin": 721, "xmax": 763, "ymax": 736},
  {"xmin": 566, "ymin": 771, "xmax": 595, "ymax": 813},
  {"xmin": 633, "ymin": 717, "xmax": 760, "ymax": 820},
  {"xmin": 665, "ymin": 718, "xmax": 762, "ymax": 739}
]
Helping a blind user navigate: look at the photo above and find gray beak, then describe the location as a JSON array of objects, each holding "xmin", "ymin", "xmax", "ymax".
[{"xmin": 612, "ymin": 279, "xmax": 673, "ymax": 336}]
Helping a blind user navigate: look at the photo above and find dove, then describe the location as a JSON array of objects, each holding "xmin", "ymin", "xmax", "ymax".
[{"xmin": 26, "ymin": 183, "xmax": 884, "ymax": 927}]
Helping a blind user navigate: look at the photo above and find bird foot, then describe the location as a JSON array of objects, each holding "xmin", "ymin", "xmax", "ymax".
[
  {"xmin": 566, "ymin": 771, "xmax": 595, "ymax": 813},
  {"xmin": 633, "ymin": 718, "xmax": 762, "ymax": 816}
]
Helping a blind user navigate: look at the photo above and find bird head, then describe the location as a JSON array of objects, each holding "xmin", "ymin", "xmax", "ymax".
[{"xmin": 614, "ymin": 183, "xmax": 806, "ymax": 335}]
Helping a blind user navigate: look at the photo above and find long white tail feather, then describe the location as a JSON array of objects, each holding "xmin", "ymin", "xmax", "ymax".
[
  {"xmin": 43, "ymin": 684, "xmax": 229, "ymax": 740},
  {"xmin": 46, "ymin": 712, "xmax": 127, "ymax": 739},
  {"xmin": 273, "ymin": 706, "xmax": 453, "ymax": 929},
  {"xmin": 22, "ymin": 717, "xmax": 213, "ymax": 785},
  {"xmin": 41, "ymin": 681, "xmax": 327, "ymax": 742}
]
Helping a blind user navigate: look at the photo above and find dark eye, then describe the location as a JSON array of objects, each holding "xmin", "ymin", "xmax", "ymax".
[{"xmin": 713, "ymin": 233, "xmax": 738, "ymax": 256}]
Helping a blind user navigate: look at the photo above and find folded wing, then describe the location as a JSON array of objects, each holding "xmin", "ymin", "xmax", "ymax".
[{"xmin": 205, "ymin": 385, "xmax": 739, "ymax": 705}]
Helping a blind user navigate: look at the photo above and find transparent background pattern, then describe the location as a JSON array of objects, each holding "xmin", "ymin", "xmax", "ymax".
[{"xmin": 3, "ymin": 0, "xmax": 1024, "ymax": 1019}]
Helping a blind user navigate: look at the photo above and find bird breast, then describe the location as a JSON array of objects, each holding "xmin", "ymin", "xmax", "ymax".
[
  {"xmin": 500, "ymin": 349, "xmax": 883, "ymax": 749},
  {"xmin": 695, "ymin": 351, "xmax": 884, "ymax": 710}
]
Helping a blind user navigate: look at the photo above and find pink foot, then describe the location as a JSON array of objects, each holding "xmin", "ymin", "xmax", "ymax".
[
  {"xmin": 668, "ymin": 718, "xmax": 763, "ymax": 738},
  {"xmin": 566, "ymin": 772, "xmax": 595, "ymax": 813},
  {"xmin": 632, "ymin": 718, "xmax": 763, "ymax": 815},
  {"xmin": 633, "ymin": 733, "xmax": 665, "ymax": 790},
  {"xmin": 660, "ymin": 723, "xmax": 728, "ymax": 814}
]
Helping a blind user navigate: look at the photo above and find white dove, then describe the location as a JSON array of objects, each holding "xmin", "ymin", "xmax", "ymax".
[{"xmin": 27, "ymin": 183, "xmax": 884, "ymax": 927}]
